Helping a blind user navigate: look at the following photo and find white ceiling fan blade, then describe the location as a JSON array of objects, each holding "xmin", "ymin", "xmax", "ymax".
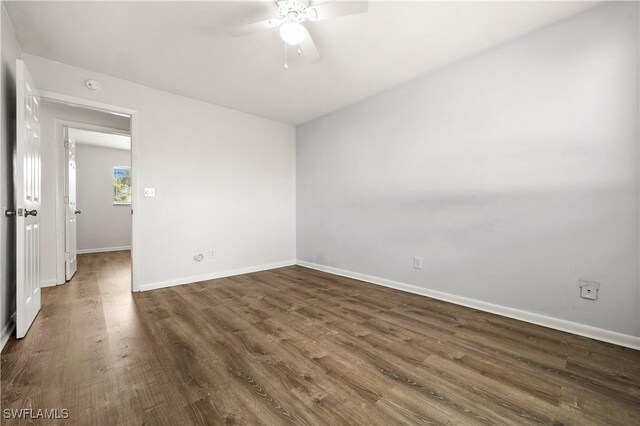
[
  {"xmin": 228, "ymin": 17, "xmax": 280, "ymax": 37},
  {"xmin": 298, "ymin": 29, "xmax": 321, "ymax": 63},
  {"xmin": 306, "ymin": 0, "xmax": 368, "ymax": 21}
]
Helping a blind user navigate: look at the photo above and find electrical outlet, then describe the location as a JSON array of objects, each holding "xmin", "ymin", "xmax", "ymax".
[
  {"xmin": 209, "ymin": 251, "xmax": 215, "ymax": 258},
  {"xmin": 413, "ymin": 256, "xmax": 423, "ymax": 269},
  {"xmin": 578, "ymin": 280, "xmax": 599, "ymax": 300}
]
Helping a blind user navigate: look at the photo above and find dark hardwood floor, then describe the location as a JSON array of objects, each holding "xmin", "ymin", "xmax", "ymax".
[{"xmin": 1, "ymin": 251, "xmax": 639, "ymax": 425}]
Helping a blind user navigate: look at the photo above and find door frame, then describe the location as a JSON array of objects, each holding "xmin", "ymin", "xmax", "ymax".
[
  {"xmin": 57, "ymin": 120, "xmax": 131, "ymax": 283},
  {"xmin": 40, "ymin": 90, "xmax": 140, "ymax": 292}
]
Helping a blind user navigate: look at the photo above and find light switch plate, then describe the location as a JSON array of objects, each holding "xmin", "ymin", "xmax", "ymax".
[
  {"xmin": 413, "ymin": 256, "xmax": 423, "ymax": 269},
  {"xmin": 143, "ymin": 187, "xmax": 156, "ymax": 198}
]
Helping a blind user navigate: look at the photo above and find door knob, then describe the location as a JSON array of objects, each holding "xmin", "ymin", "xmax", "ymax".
[
  {"xmin": 5, "ymin": 209, "xmax": 17, "ymax": 217},
  {"xmin": 24, "ymin": 209, "xmax": 37, "ymax": 217},
  {"xmin": 75, "ymin": 210, "xmax": 82, "ymax": 215}
]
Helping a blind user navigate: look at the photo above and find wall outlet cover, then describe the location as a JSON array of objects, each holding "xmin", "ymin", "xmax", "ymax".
[
  {"xmin": 578, "ymin": 280, "xmax": 600, "ymax": 300},
  {"xmin": 143, "ymin": 187, "xmax": 156, "ymax": 197}
]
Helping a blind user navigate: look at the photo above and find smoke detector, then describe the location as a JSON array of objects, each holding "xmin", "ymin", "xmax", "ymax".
[{"xmin": 85, "ymin": 79, "xmax": 101, "ymax": 92}]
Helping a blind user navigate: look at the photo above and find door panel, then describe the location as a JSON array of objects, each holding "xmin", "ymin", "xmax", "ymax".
[
  {"xmin": 65, "ymin": 133, "xmax": 77, "ymax": 280},
  {"xmin": 16, "ymin": 59, "xmax": 41, "ymax": 339}
]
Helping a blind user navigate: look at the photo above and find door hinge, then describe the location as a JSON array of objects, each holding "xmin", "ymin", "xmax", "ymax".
[{"xmin": 64, "ymin": 196, "xmax": 69, "ymax": 204}]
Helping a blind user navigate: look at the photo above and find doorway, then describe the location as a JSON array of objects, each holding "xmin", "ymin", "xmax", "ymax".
[
  {"xmin": 63, "ymin": 125, "xmax": 132, "ymax": 280},
  {"xmin": 9, "ymin": 61, "xmax": 139, "ymax": 340},
  {"xmin": 38, "ymin": 97, "xmax": 136, "ymax": 291}
]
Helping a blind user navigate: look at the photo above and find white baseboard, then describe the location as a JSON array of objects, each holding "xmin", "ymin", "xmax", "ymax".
[
  {"xmin": 139, "ymin": 260, "xmax": 297, "ymax": 292},
  {"xmin": 77, "ymin": 246, "xmax": 131, "ymax": 254},
  {"xmin": 1, "ymin": 313, "xmax": 16, "ymax": 352},
  {"xmin": 40, "ymin": 278, "xmax": 58, "ymax": 288},
  {"xmin": 296, "ymin": 260, "xmax": 640, "ymax": 350}
]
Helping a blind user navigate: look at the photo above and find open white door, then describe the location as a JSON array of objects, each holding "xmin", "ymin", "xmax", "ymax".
[
  {"xmin": 15, "ymin": 60, "xmax": 41, "ymax": 338},
  {"xmin": 64, "ymin": 130, "xmax": 78, "ymax": 280}
]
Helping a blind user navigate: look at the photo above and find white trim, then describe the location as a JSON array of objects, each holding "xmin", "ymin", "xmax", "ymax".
[
  {"xmin": 39, "ymin": 90, "xmax": 136, "ymax": 116},
  {"xmin": 130, "ymin": 112, "xmax": 140, "ymax": 292},
  {"xmin": 40, "ymin": 278, "xmax": 58, "ymax": 288},
  {"xmin": 54, "ymin": 119, "xmax": 129, "ymax": 137},
  {"xmin": 77, "ymin": 246, "xmax": 131, "ymax": 254},
  {"xmin": 296, "ymin": 260, "xmax": 640, "ymax": 350},
  {"xmin": 1, "ymin": 313, "xmax": 16, "ymax": 352},
  {"xmin": 39, "ymin": 90, "xmax": 140, "ymax": 292},
  {"xmin": 139, "ymin": 260, "xmax": 297, "ymax": 292}
]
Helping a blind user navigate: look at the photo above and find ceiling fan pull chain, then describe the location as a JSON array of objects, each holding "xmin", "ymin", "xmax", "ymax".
[{"xmin": 284, "ymin": 42, "xmax": 289, "ymax": 70}]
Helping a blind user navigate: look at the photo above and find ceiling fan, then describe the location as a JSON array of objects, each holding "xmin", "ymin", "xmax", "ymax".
[{"xmin": 228, "ymin": 0, "xmax": 369, "ymax": 68}]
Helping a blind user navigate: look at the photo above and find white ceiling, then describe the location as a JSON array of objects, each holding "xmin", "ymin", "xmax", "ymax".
[
  {"xmin": 69, "ymin": 128, "xmax": 131, "ymax": 151},
  {"xmin": 5, "ymin": 1, "xmax": 600, "ymax": 125}
]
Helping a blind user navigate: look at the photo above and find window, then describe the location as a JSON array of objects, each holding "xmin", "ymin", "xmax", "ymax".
[{"xmin": 113, "ymin": 166, "xmax": 131, "ymax": 205}]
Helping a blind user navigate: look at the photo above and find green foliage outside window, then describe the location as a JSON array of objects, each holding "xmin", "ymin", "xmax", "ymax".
[{"xmin": 113, "ymin": 166, "xmax": 131, "ymax": 204}]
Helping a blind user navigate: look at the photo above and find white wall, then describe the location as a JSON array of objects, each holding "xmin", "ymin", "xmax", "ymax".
[
  {"xmin": 297, "ymin": 3, "xmax": 639, "ymax": 338},
  {"xmin": 0, "ymin": 4, "xmax": 22, "ymax": 343},
  {"xmin": 39, "ymin": 99, "xmax": 130, "ymax": 284},
  {"xmin": 76, "ymin": 143, "xmax": 131, "ymax": 252},
  {"xmin": 25, "ymin": 54, "xmax": 296, "ymax": 291}
]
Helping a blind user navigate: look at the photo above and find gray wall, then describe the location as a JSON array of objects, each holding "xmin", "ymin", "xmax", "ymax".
[
  {"xmin": 296, "ymin": 2, "xmax": 639, "ymax": 337},
  {"xmin": 39, "ymin": 99, "xmax": 130, "ymax": 284},
  {"xmin": 76, "ymin": 144, "xmax": 131, "ymax": 251},
  {"xmin": 1, "ymin": 4, "xmax": 22, "ymax": 339},
  {"xmin": 28, "ymin": 53, "xmax": 296, "ymax": 292}
]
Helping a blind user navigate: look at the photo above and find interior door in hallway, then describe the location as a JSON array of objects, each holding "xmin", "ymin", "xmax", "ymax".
[
  {"xmin": 15, "ymin": 59, "xmax": 42, "ymax": 338},
  {"xmin": 65, "ymin": 130, "xmax": 78, "ymax": 280}
]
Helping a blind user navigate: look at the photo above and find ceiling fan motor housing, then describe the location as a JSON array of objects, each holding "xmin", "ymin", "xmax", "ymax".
[{"xmin": 278, "ymin": 0, "xmax": 308, "ymax": 23}]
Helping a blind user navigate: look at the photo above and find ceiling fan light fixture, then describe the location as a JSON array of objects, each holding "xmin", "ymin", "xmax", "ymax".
[{"xmin": 279, "ymin": 21, "xmax": 307, "ymax": 45}]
